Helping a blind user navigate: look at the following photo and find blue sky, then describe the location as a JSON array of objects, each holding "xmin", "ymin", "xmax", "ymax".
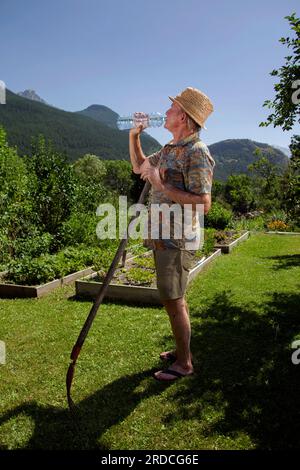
[{"xmin": 0, "ymin": 0, "xmax": 298, "ymax": 148}]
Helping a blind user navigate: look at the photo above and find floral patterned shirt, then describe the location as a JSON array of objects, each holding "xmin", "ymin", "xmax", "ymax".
[{"xmin": 144, "ymin": 132, "xmax": 215, "ymax": 250}]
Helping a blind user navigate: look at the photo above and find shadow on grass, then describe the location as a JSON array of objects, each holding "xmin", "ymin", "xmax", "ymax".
[
  {"xmin": 1, "ymin": 291, "xmax": 299, "ymax": 450},
  {"xmin": 261, "ymin": 254, "xmax": 300, "ymax": 270},
  {"xmin": 164, "ymin": 290, "xmax": 300, "ymax": 449},
  {"xmin": 0, "ymin": 367, "xmax": 170, "ymax": 450},
  {"xmin": 67, "ymin": 294, "xmax": 162, "ymax": 309}
]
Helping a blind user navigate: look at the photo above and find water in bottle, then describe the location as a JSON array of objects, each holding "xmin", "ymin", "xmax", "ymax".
[{"xmin": 117, "ymin": 112, "xmax": 166, "ymax": 130}]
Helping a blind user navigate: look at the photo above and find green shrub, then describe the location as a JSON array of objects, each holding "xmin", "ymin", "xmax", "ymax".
[
  {"xmin": 60, "ymin": 213, "xmax": 100, "ymax": 247},
  {"xmin": 205, "ymin": 202, "xmax": 233, "ymax": 230},
  {"xmin": 0, "ymin": 232, "xmax": 12, "ymax": 266},
  {"xmin": 203, "ymin": 228, "xmax": 216, "ymax": 256},
  {"xmin": 6, "ymin": 256, "xmax": 58, "ymax": 285},
  {"xmin": 13, "ymin": 232, "xmax": 54, "ymax": 259},
  {"xmin": 195, "ymin": 228, "xmax": 216, "ymax": 258},
  {"xmin": 228, "ymin": 215, "xmax": 265, "ymax": 231},
  {"xmin": 5, "ymin": 245, "xmax": 105, "ymax": 285}
]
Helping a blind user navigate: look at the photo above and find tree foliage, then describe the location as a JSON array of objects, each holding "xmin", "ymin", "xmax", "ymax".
[
  {"xmin": 0, "ymin": 127, "xmax": 34, "ymax": 261},
  {"xmin": 248, "ymin": 151, "xmax": 282, "ymax": 211},
  {"xmin": 103, "ymin": 160, "xmax": 134, "ymax": 196},
  {"xmin": 281, "ymin": 135, "xmax": 300, "ymax": 224},
  {"xmin": 73, "ymin": 154, "xmax": 107, "ymax": 182},
  {"xmin": 26, "ymin": 135, "xmax": 76, "ymax": 241},
  {"xmin": 260, "ymin": 12, "xmax": 300, "ymax": 131},
  {"xmin": 225, "ymin": 174, "xmax": 255, "ymax": 213}
]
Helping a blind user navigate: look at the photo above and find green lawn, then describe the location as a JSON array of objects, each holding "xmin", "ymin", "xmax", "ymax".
[{"xmin": 0, "ymin": 233, "xmax": 299, "ymax": 450}]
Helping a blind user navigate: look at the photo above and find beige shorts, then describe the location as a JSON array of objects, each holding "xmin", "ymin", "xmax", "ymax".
[{"xmin": 153, "ymin": 249, "xmax": 196, "ymax": 300}]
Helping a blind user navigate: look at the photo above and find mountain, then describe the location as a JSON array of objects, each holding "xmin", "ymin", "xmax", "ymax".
[
  {"xmin": 77, "ymin": 104, "xmax": 119, "ymax": 129},
  {"xmin": 17, "ymin": 89, "xmax": 48, "ymax": 105},
  {"xmin": 272, "ymin": 145, "xmax": 291, "ymax": 158},
  {"xmin": 0, "ymin": 90, "xmax": 160, "ymax": 161},
  {"xmin": 0, "ymin": 90, "xmax": 290, "ymax": 178},
  {"xmin": 209, "ymin": 139, "xmax": 289, "ymax": 181}
]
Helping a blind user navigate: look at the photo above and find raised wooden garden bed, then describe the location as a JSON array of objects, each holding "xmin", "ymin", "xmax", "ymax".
[
  {"xmin": 214, "ymin": 230, "xmax": 250, "ymax": 254},
  {"xmin": 265, "ymin": 231, "xmax": 300, "ymax": 235},
  {"xmin": 0, "ymin": 267, "xmax": 94, "ymax": 298},
  {"xmin": 75, "ymin": 249, "xmax": 221, "ymax": 305}
]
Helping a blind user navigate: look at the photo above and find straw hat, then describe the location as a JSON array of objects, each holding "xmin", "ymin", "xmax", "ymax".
[{"xmin": 169, "ymin": 87, "xmax": 214, "ymax": 130}]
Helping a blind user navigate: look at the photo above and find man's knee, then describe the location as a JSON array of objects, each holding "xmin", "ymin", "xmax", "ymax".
[{"xmin": 163, "ymin": 297, "xmax": 185, "ymax": 315}]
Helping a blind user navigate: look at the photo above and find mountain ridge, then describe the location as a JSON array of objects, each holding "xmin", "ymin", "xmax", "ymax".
[
  {"xmin": 0, "ymin": 89, "xmax": 290, "ymax": 179},
  {"xmin": 0, "ymin": 89, "xmax": 160, "ymax": 161},
  {"xmin": 208, "ymin": 138, "xmax": 289, "ymax": 180},
  {"xmin": 17, "ymin": 89, "xmax": 48, "ymax": 105}
]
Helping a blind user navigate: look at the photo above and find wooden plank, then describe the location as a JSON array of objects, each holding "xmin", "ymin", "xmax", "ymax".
[
  {"xmin": 215, "ymin": 231, "xmax": 250, "ymax": 254},
  {"xmin": 62, "ymin": 267, "xmax": 94, "ymax": 285},
  {"xmin": 0, "ymin": 267, "xmax": 96, "ymax": 298}
]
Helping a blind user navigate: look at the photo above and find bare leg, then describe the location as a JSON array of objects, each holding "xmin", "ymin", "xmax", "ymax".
[
  {"xmin": 154, "ymin": 296, "xmax": 193, "ymax": 380},
  {"xmin": 160, "ymin": 298, "xmax": 191, "ymax": 359}
]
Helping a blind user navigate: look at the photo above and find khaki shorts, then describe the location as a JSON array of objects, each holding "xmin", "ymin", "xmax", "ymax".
[{"xmin": 153, "ymin": 249, "xmax": 196, "ymax": 300}]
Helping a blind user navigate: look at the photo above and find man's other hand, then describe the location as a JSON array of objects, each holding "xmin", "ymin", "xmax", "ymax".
[{"xmin": 140, "ymin": 159, "xmax": 164, "ymax": 191}]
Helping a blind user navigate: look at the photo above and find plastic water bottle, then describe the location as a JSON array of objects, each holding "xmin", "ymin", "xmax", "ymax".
[{"xmin": 117, "ymin": 112, "xmax": 166, "ymax": 130}]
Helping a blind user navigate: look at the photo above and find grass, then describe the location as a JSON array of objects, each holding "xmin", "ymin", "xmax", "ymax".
[{"xmin": 0, "ymin": 233, "xmax": 299, "ymax": 450}]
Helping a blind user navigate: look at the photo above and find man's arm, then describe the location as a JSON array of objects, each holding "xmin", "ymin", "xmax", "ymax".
[
  {"xmin": 129, "ymin": 125, "xmax": 146, "ymax": 174},
  {"xmin": 139, "ymin": 161, "xmax": 211, "ymax": 214},
  {"xmin": 160, "ymin": 183, "xmax": 211, "ymax": 214}
]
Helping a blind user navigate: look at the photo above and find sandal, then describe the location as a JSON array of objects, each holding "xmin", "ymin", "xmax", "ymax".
[{"xmin": 153, "ymin": 368, "xmax": 193, "ymax": 382}]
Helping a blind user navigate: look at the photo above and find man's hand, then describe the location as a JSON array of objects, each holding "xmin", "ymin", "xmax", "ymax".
[
  {"xmin": 140, "ymin": 159, "xmax": 164, "ymax": 191},
  {"xmin": 129, "ymin": 124, "xmax": 145, "ymax": 137}
]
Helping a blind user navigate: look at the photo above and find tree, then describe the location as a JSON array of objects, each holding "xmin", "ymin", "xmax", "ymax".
[
  {"xmin": 26, "ymin": 136, "xmax": 76, "ymax": 240},
  {"xmin": 248, "ymin": 151, "xmax": 282, "ymax": 211},
  {"xmin": 259, "ymin": 12, "xmax": 299, "ymax": 224},
  {"xmin": 225, "ymin": 174, "xmax": 255, "ymax": 213},
  {"xmin": 73, "ymin": 154, "xmax": 107, "ymax": 182},
  {"xmin": 212, "ymin": 180, "xmax": 226, "ymax": 204},
  {"xmin": 72, "ymin": 154, "xmax": 109, "ymax": 212},
  {"xmin": 260, "ymin": 12, "xmax": 300, "ymax": 131},
  {"xmin": 281, "ymin": 135, "xmax": 300, "ymax": 224},
  {"xmin": 0, "ymin": 127, "xmax": 34, "ymax": 261},
  {"xmin": 103, "ymin": 160, "xmax": 134, "ymax": 196}
]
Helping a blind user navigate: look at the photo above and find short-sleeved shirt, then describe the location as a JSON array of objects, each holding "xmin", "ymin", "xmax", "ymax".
[{"xmin": 144, "ymin": 132, "xmax": 215, "ymax": 250}]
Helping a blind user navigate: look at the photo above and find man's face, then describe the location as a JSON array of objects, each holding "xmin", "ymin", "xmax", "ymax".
[{"xmin": 164, "ymin": 101, "xmax": 185, "ymax": 132}]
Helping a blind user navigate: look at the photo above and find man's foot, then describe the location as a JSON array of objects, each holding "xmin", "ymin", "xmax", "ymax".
[
  {"xmin": 159, "ymin": 351, "xmax": 177, "ymax": 362},
  {"xmin": 153, "ymin": 364, "xmax": 194, "ymax": 382},
  {"xmin": 160, "ymin": 350, "xmax": 194, "ymax": 364}
]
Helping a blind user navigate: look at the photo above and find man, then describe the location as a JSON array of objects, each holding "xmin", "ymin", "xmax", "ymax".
[{"xmin": 129, "ymin": 87, "xmax": 215, "ymax": 381}]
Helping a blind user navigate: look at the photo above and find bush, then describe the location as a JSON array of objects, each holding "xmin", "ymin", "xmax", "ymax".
[
  {"xmin": 6, "ymin": 256, "xmax": 58, "ymax": 285},
  {"xmin": 203, "ymin": 228, "xmax": 216, "ymax": 256},
  {"xmin": 205, "ymin": 202, "xmax": 233, "ymax": 230},
  {"xmin": 0, "ymin": 232, "xmax": 12, "ymax": 267},
  {"xmin": 60, "ymin": 212, "xmax": 100, "ymax": 247},
  {"xmin": 196, "ymin": 228, "xmax": 216, "ymax": 258},
  {"xmin": 5, "ymin": 245, "xmax": 105, "ymax": 285},
  {"xmin": 13, "ymin": 232, "xmax": 54, "ymax": 259},
  {"xmin": 228, "ymin": 215, "xmax": 265, "ymax": 232}
]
